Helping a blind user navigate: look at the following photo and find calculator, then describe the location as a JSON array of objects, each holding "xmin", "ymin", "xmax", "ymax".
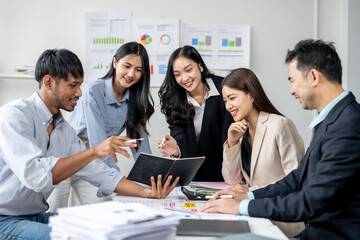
[{"xmin": 181, "ymin": 186, "xmax": 214, "ymax": 200}]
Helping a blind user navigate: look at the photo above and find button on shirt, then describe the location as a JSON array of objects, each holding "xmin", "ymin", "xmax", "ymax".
[
  {"xmin": 0, "ymin": 92, "xmax": 123, "ymax": 215},
  {"xmin": 68, "ymin": 77, "xmax": 151, "ymax": 170},
  {"xmin": 186, "ymin": 78, "xmax": 220, "ymax": 141}
]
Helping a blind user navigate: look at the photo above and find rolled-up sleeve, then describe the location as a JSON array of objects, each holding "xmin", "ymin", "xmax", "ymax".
[
  {"xmin": 75, "ymin": 159, "xmax": 124, "ymax": 197},
  {"xmin": 66, "ymin": 126, "xmax": 123, "ymax": 196}
]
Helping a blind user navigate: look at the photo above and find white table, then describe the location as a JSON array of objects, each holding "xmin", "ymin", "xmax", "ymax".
[{"xmin": 114, "ymin": 188, "xmax": 288, "ymax": 240}]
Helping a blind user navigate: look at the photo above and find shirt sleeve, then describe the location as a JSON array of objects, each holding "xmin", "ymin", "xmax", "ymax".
[
  {"xmin": 67, "ymin": 126, "xmax": 124, "ymax": 197},
  {"xmin": 0, "ymin": 105, "xmax": 58, "ymax": 192},
  {"xmin": 75, "ymin": 158, "xmax": 124, "ymax": 197},
  {"xmin": 81, "ymin": 88, "xmax": 121, "ymax": 170},
  {"xmin": 239, "ymin": 199, "xmax": 251, "ymax": 216},
  {"xmin": 82, "ymin": 88, "xmax": 110, "ymax": 147},
  {"xmin": 238, "ymin": 192, "xmax": 255, "ymax": 216}
]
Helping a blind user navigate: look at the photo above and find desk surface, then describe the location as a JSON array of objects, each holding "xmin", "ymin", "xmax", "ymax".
[{"xmin": 114, "ymin": 188, "xmax": 288, "ymax": 240}]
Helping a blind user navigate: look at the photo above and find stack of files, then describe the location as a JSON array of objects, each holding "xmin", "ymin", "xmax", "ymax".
[{"xmin": 49, "ymin": 201, "xmax": 180, "ymax": 240}]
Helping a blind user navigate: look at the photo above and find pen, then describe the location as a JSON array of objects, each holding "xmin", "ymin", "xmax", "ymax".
[
  {"xmin": 162, "ymin": 207, "xmax": 193, "ymax": 214},
  {"xmin": 205, "ymin": 195, "xmax": 233, "ymax": 199},
  {"xmin": 158, "ymin": 137, "xmax": 166, "ymax": 149},
  {"xmin": 126, "ymin": 138, "xmax": 144, "ymax": 143}
]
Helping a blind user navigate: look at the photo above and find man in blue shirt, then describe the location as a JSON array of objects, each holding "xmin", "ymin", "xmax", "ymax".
[
  {"xmin": 201, "ymin": 39, "xmax": 360, "ymax": 239},
  {"xmin": 0, "ymin": 49, "xmax": 179, "ymax": 240}
]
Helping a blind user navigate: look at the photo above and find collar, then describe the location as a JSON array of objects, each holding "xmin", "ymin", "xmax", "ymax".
[
  {"xmin": 104, "ymin": 77, "xmax": 129, "ymax": 105},
  {"xmin": 186, "ymin": 78, "xmax": 220, "ymax": 106},
  {"xmin": 308, "ymin": 90, "xmax": 349, "ymax": 130},
  {"xmin": 30, "ymin": 92, "xmax": 64, "ymax": 127}
]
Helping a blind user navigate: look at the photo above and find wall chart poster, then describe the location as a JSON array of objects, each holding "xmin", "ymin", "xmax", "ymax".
[
  {"xmin": 86, "ymin": 12, "xmax": 132, "ymax": 83},
  {"xmin": 133, "ymin": 19, "xmax": 179, "ymax": 87},
  {"xmin": 182, "ymin": 23, "xmax": 251, "ymax": 70}
]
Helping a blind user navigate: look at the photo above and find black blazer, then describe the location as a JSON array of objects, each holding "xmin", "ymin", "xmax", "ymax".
[
  {"xmin": 248, "ymin": 92, "xmax": 360, "ymax": 239},
  {"xmin": 170, "ymin": 75, "xmax": 234, "ymax": 181}
]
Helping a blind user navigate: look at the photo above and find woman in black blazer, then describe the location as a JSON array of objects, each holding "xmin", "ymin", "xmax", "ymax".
[{"xmin": 158, "ymin": 45, "xmax": 233, "ymax": 181}]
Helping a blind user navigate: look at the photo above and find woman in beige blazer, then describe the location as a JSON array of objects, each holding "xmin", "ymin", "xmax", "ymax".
[
  {"xmin": 222, "ymin": 111, "xmax": 304, "ymax": 190},
  {"xmin": 221, "ymin": 68, "xmax": 305, "ymax": 238}
]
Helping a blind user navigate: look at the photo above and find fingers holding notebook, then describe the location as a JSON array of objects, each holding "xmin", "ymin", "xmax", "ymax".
[{"xmin": 145, "ymin": 174, "xmax": 180, "ymax": 198}]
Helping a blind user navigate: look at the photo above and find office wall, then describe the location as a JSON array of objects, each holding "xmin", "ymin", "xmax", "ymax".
[
  {"xmin": 346, "ymin": 0, "xmax": 360, "ymax": 101},
  {"xmin": 0, "ymin": 0, "xmax": 358, "ymax": 175}
]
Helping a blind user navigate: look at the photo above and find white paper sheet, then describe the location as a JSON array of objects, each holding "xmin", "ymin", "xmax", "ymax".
[
  {"xmin": 133, "ymin": 19, "xmax": 179, "ymax": 86},
  {"xmin": 182, "ymin": 23, "xmax": 250, "ymax": 70},
  {"xmin": 85, "ymin": 12, "xmax": 132, "ymax": 83}
]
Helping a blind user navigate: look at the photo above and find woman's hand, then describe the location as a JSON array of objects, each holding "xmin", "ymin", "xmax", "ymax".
[
  {"xmin": 227, "ymin": 120, "xmax": 249, "ymax": 148},
  {"xmin": 158, "ymin": 134, "xmax": 180, "ymax": 157}
]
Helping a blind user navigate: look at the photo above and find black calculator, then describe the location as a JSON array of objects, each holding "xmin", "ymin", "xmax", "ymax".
[{"xmin": 181, "ymin": 186, "xmax": 214, "ymax": 200}]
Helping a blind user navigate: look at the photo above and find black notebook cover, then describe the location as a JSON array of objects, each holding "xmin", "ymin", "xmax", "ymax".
[
  {"xmin": 127, "ymin": 153, "xmax": 205, "ymax": 186},
  {"xmin": 176, "ymin": 219, "xmax": 250, "ymax": 237}
]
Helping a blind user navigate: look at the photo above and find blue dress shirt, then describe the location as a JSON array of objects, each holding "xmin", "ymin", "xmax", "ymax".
[
  {"xmin": 308, "ymin": 91, "xmax": 349, "ymax": 130},
  {"xmin": 0, "ymin": 92, "xmax": 123, "ymax": 215},
  {"xmin": 68, "ymin": 77, "xmax": 152, "ymax": 170}
]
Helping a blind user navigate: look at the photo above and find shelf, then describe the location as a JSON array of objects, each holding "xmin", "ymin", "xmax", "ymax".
[{"xmin": 0, "ymin": 74, "xmax": 35, "ymax": 80}]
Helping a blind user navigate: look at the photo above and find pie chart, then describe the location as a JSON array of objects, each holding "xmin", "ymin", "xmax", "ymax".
[
  {"xmin": 141, "ymin": 34, "xmax": 152, "ymax": 44},
  {"xmin": 160, "ymin": 34, "xmax": 171, "ymax": 45}
]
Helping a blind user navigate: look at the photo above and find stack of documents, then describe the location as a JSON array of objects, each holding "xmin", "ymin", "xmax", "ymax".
[{"xmin": 49, "ymin": 201, "xmax": 180, "ymax": 240}]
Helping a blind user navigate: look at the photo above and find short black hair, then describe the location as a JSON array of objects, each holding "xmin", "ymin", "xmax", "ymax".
[
  {"xmin": 35, "ymin": 49, "xmax": 84, "ymax": 88},
  {"xmin": 285, "ymin": 39, "xmax": 342, "ymax": 85}
]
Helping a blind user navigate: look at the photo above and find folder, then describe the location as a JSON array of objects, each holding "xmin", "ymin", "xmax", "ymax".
[{"xmin": 127, "ymin": 153, "xmax": 205, "ymax": 186}]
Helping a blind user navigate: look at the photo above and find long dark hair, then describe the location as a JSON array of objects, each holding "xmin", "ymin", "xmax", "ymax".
[
  {"xmin": 159, "ymin": 45, "xmax": 212, "ymax": 126},
  {"xmin": 221, "ymin": 68, "xmax": 283, "ymax": 116},
  {"xmin": 102, "ymin": 42, "xmax": 154, "ymax": 148}
]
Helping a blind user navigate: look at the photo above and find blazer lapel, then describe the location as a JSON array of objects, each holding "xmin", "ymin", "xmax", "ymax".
[
  {"xmin": 298, "ymin": 92, "xmax": 356, "ymax": 182},
  {"xmin": 250, "ymin": 112, "xmax": 268, "ymax": 178},
  {"xmin": 199, "ymin": 95, "xmax": 217, "ymax": 141},
  {"xmin": 298, "ymin": 123, "xmax": 324, "ymax": 182}
]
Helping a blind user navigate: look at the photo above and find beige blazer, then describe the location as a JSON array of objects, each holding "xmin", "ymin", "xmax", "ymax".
[
  {"xmin": 222, "ymin": 112, "xmax": 306, "ymax": 238},
  {"xmin": 222, "ymin": 111, "xmax": 305, "ymax": 191}
]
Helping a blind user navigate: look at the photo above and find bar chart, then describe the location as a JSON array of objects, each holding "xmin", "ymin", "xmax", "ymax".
[{"xmin": 92, "ymin": 37, "xmax": 125, "ymax": 45}]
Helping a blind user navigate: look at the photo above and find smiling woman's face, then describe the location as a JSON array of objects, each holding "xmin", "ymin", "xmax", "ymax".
[{"xmin": 172, "ymin": 56, "xmax": 204, "ymax": 93}]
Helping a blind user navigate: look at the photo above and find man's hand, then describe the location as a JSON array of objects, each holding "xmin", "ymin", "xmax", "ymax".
[
  {"xmin": 143, "ymin": 174, "xmax": 180, "ymax": 198},
  {"xmin": 200, "ymin": 199, "xmax": 241, "ymax": 215},
  {"xmin": 211, "ymin": 188, "xmax": 249, "ymax": 201},
  {"xmin": 92, "ymin": 136, "xmax": 137, "ymax": 162},
  {"xmin": 229, "ymin": 184, "xmax": 249, "ymax": 193}
]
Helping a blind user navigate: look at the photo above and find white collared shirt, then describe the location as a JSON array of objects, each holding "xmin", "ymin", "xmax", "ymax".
[{"xmin": 186, "ymin": 78, "xmax": 220, "ymax": 141}]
